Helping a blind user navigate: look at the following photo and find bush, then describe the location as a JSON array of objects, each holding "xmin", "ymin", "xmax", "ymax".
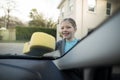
[
  {"xmin": 0, "ymin": 35, "xmax": 2, "ymax": 40},
  {"xmin": 16, "ymin": 26, "xmax": 56, "ymax": 41}
]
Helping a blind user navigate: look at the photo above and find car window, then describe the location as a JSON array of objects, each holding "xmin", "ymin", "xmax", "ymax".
[{"xmin": 0, "ymin": 0, "xmax": 61, "ymax": 57}]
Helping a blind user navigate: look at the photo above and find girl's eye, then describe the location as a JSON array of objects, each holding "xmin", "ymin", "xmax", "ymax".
[{"xmin": 61, "ymin": 27, "xmax": 64, "ymax": 30}]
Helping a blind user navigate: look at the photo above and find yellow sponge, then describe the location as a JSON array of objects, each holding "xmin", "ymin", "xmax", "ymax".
[
  {"xmin": 23, "ymin": 42, "xmax": 30, "ymax": 54},
  {"xmin": 30, "ymin": 32, "xmax": 55, "ymax": 51}
]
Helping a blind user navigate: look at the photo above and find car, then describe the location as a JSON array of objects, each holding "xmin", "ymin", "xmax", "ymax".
[{"xmin": 0, "ymin": 0, "xmax": 120, "ymax": 80}]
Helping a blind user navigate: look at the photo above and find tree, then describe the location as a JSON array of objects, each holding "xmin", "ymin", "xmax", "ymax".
[
  {"xmin": 29, "ymin": 8, "xmax": 57, "ymax": 28},
  {"xmin": 29, "ymin": 8, "xmax": 46, "ymax": 27},
  {"xmin": 46, "ymin": 18, "xmax": 57, "ymax": 28},
  {"xmin": 0, "ymin": 0, "xmax": 16, "ymax": 29}
]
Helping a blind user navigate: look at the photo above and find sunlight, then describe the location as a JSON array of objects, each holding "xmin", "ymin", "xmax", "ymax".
[{"xmin": 0, "ymin": 0, "xmax": 61, "ymax": 22}]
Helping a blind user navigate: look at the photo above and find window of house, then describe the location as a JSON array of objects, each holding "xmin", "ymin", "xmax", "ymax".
[
  {"xmin": 106, "ymin": 2, "xmax": 111, "ymax": 15},
  {"xmin": 87, "ymin": 0, "xmax": 96, "ymax": 12},
  {"xmin": 68, "ymin": 0, "xmax": 74, "ymax": 12},
  {"xmin": 61, "ymin": 6, "xmax": 65, "ymax": 17}
]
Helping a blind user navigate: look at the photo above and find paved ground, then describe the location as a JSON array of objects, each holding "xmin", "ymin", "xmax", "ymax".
[{"xmin": 0, "ymin": 43, "xmax": 24, "ymax": 55}]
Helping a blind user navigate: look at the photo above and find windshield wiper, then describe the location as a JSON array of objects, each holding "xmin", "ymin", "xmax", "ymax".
[
  {"xmin": 0, "ymin": 50, "xmax": 60, "ymax": 60},
  {"xmin": 0, "ymin": 54, "xmax": 55, "ymax": 60}
]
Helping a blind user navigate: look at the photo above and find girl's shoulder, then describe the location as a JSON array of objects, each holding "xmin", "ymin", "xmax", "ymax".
[{"xmin": 56, "ymin": 39, "xmax": 65, "ymax": 44}]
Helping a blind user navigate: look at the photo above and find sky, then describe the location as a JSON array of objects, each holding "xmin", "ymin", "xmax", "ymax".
[{"xmin": 0, "ymin": 0, "xmax": 61, "ymax": 22}]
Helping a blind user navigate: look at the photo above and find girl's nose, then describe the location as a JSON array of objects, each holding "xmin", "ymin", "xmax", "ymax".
[{"xmin": 62, "ymin": 28, "xmax": 67, "ymax": 32}]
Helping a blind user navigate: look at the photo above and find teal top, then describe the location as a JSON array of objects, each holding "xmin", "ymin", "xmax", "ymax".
[{"xmin": 64, "ymin": 39, "xmax": 78, "ymax": 53}]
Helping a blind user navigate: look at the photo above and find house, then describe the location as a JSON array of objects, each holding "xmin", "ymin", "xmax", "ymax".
[{"xmin": 57, "ymin": 0, "xmax": 120, "ymax": 41}]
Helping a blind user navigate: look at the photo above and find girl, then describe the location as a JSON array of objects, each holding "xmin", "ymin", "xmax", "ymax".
[{"xmin": 56, "ymin": 18, "xmax": 79, "ymax": 55}]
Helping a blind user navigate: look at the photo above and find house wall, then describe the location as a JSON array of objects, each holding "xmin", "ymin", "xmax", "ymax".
[
  {"xmin": 75, "ymin": 0, "xmax": 85, "ymax": 39},
  {"xmin": 57, "ymin": 0, "xmax": 120, "ymax": 41},
  {"xmin": 82, "ymin": 0, "xmax": 120, "ymax": 36},
  {"xmin": 83, "ymin": 0, "xmax": 107, "ymax": 30},
  {"xmin": 0, "ymin": 29, "xmax": 16, "ymax": 41}
]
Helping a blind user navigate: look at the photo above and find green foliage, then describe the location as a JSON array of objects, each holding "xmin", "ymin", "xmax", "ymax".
[
  {"xmin": 16, "ymin": 26, "xmax": 56, "ymax": 41},
  {"xmin": 29, "ymin": 8, "xmax": 57, "ymax": 28},
  {"xmin": 29, "ymin": 20, "xmax": 46, "ymax": 27}
]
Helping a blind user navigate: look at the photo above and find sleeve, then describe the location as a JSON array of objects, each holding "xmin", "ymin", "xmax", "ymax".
[{"xmin": 55, "ymin": 40, "xmax": 65, "ymax": 55}]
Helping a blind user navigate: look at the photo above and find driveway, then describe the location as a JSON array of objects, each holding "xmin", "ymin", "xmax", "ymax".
[{"xmin": 0, "ymin": 43, "xmax": 24, "ymax": 55}]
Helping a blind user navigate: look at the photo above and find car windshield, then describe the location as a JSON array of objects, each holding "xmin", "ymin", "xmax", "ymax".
[
  {"xmin": 0, "ymin": 0, "xmax": 61, "ymax": 58},
  {"xmin": 0, "ymin": 0, "xmax": 120, "ymax": 59}
]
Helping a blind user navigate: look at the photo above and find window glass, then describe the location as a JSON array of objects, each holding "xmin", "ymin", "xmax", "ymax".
[{"xmin": 87, "ymin": 0, "xmax": 96, "ymax": 12}]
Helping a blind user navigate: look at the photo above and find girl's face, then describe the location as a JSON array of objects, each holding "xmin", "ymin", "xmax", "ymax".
[{"xmin": 60, "ymin": 21, "xmax": 76, "ymax": 40}]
